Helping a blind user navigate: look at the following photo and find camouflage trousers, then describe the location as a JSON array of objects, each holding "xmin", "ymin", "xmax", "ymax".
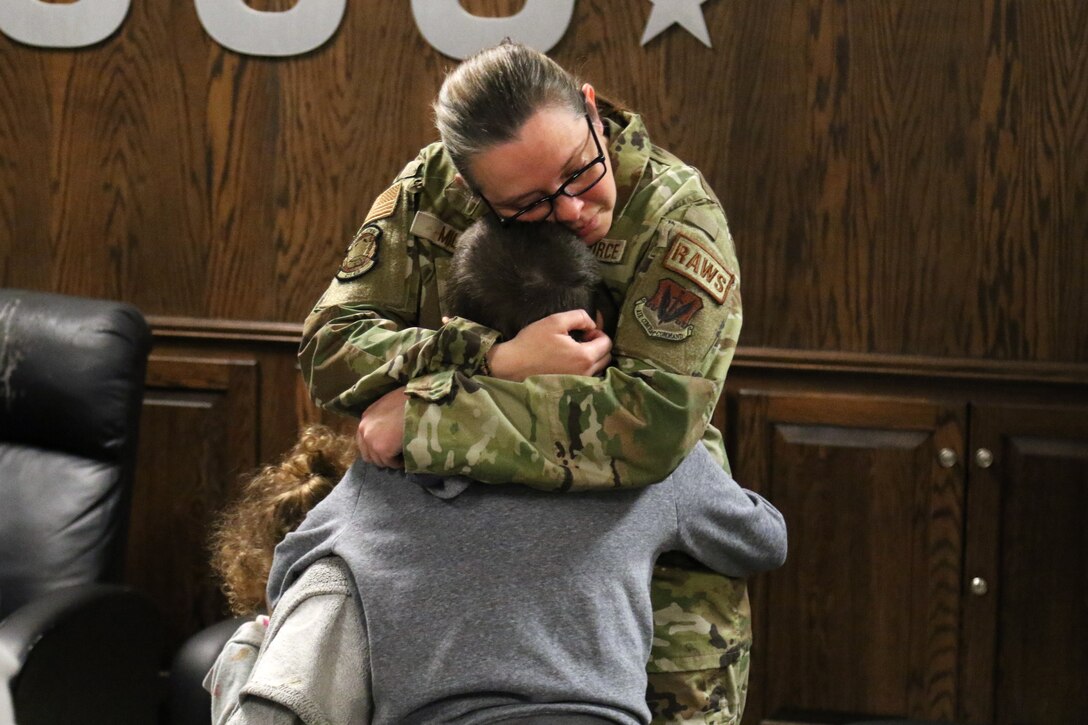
[{"xmin": 645, "ymin": 562, "xmax": 751, "ymax": 725}]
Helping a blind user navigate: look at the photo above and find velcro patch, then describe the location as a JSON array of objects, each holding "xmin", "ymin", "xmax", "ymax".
[
  {"xmin": 410, "ymin": 211, "xmax": 461, "ymax": 253},
  {"xmin": 336, "ymin": 225, "xmax": 381, "ymax": 281},
  {"xmin": 589, "ymin": 238, "xmax": 627, "ymax": 264},
  {"xmin": 634, "ymin": 278, "xmax": 703, "ymax": 341},
  {"xmin": 662, "ymin": 232, "xmax": 735, "ymax": 304},
  {"xmin": 363, "ymin": 184, "xmax": 399, "ymax": 225}
]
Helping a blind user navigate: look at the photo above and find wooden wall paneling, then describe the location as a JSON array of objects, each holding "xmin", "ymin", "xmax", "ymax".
[
  {"xmin": 975, "ymin": 0, "xmax": 1088, "ymax": 364},
  {"xmin": 0, "ymin": 39, "xmax": 50, "ymax": 289},
  {"xmin": 960, "ymin": 403, "xmax": 1088, "ymax": 724},
  {"xmin": 125, "ymin": 355, "xmax": 259, "ymax": 652},
  {"xmin": 735, "ymin": 391, "xmax": 965, "ymax": 724},
  {"xmin": 733, "ymin": 0, "xmax": 986, "ymax": 357},
  {"xmin": 4, "ymin": 0, "xmax": 1088, "ymax": 359},
  {"xmin": 146, "ymin": 318, "xmax": 357, "ymax": 460}
]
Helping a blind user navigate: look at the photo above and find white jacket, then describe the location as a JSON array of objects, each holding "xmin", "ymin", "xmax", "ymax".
[{"xmin": 205, "ymin": 557, "xmax": 371, "ymax": 725}]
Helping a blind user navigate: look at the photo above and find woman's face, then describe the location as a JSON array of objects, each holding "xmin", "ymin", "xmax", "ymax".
[{"xmin": 467, "ymin": 103, "xmax": 617, "ymax": 246}]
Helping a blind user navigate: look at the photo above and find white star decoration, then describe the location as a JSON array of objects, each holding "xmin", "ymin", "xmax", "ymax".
[{"xmin": 641, "ymin": 0, "xmax": 712, "ymax": 48}]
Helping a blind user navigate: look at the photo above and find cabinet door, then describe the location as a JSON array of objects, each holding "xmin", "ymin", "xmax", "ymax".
[
  {"xmin": 960, "ymin": 403, "xmax": 1088, "ymax": 724},
  {"xmin": 734, "ymin": 391, "xmax": 966, "ymax": 724}
]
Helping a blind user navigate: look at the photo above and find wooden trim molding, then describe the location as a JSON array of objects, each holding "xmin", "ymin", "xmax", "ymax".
[
  {"xmin": 733, "ymin": 347, "xmax": 1088, "ymax": 386},
  {"xmin": 147, "ymin": 317, "xmax": 1088, "ymax": 385},
  {"xmin": 148, "ymin": 315, "xmax": 304, "ymax": 345}
]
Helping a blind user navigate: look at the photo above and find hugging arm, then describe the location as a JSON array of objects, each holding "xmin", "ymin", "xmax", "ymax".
[{"xmin": 670, "ymin": 445, "xmax": 788, "ymax": 578}]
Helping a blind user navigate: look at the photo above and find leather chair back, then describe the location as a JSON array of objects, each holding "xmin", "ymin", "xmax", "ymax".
[{"xmin": 0, "ymin": 289, "xmax": 151, "ymax": 618}]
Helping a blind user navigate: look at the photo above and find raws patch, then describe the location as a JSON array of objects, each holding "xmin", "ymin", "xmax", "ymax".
[
  {"xmin": 662, "ymin": 231, "xmax": 735, "ymax": 304},
  {"xmin": 336, "ymin": 224, "xmax": 380, "ymax": 281},
  {"xmin": 634, "ymin": 278, "xmax": 703, "ymax": 341}
]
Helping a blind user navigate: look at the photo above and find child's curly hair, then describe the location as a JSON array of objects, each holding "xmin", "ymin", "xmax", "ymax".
[{"xmin": 210, "ymin": 424, "xmax": 356, "ymax": 615}]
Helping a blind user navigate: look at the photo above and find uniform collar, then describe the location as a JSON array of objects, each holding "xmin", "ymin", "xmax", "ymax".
[{"xmin": 603, "ymin": 109, "xmax": 653, "ymax": 221}]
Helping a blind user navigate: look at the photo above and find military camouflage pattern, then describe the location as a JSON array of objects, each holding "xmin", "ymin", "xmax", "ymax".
[
  {"xmin": 647, "ymin": 564, "xmax": 751, "ymax": 724},
  {"xmin": 299, "ymin": 107, "xmax": 750, "ymax": 721},
  {"xmin": 647, "ymin": 665, "xmax": 747, "ymax": 725}
]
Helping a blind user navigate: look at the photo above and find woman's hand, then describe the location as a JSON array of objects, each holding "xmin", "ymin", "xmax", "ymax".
[
  {"xmin": 356, "ymin": 386, "xmax": 408, "ymax": 468},
  {"xmin": 487, "ymin": 310, "xmax": 612, "ymax": 382}
]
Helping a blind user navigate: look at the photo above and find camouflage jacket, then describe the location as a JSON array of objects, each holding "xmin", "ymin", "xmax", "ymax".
[{"xmin": 300, "ymin": 110, "xmax": 743, "ymax": 491}]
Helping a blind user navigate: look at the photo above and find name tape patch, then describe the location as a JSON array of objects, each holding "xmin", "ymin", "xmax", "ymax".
[
  {"xmin": 662, "ymin": 232, "xmax": 735, "ymax": 304},
  {"xmin": 589, "ymin": 238, "xmax": 627, "ymax": 264},
  {"xmin": 410, "ymin": 211, "xmax": 461, "ymax": 253}
]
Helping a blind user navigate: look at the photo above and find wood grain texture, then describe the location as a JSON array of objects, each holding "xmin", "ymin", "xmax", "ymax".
[
  {"xmin": 962, "ymin": 403, "xmax": 1088, "ymax": 724},
  {"xmin": 1, "ymin": 0, "xmax": 1084, "ymax": 362},
  {"xmin": 127, "ymin": 356, "xmax": 260, "ymax": 650},
  {"xmin": 735, "ymin": 392, "xmax": 964, "ymax": 723}
]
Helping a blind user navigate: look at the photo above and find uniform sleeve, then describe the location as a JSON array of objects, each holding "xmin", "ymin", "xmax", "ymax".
[
  {"xmin": 401, "ymin": 199, "xmax": 743, "ymax": 491},
  {"xmin": 672, "ymin": 445, "xmax": 787, "ymax": 577},
  {"xmin": 301, "ymin": 148, "xmax": 742, "ymax": 490},
  {"xmin": 298, "ymin": 152, "xmax": 500, "ymax": 416}
]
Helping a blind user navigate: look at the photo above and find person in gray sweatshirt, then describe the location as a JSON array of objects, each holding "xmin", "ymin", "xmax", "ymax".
[{"xmin": 206, "ymin": 219, "xmax": 787, "ymax": 725}]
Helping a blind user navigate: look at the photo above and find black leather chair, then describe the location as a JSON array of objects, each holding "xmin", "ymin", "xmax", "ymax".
[
  {"xmin": 168, "ymin": 616, "xmax": 249, "ymax": 725},
  {"xmin": 0, "ymin": 289, "xmax": 162, "ymax": 724}
]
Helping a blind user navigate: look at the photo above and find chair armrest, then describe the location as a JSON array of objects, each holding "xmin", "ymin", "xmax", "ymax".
[
  {"xmin": 168, "ymin": 616, "xmax": 252, "ymax": 725},
  {"xmin": 0, "ymin": 584, "xmax": 163, "ymax": 724}
]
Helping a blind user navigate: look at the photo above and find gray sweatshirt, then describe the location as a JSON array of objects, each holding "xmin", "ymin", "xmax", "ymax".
[{"xmin": 268, "ymin": 443, "xmax": 786, "ymax": 724}]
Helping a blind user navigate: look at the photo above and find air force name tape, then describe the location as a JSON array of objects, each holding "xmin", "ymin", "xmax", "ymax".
[
  {"xmin": 337, "ymin": 224, "xmax": 381, "ymax": 281},
  {"xmin": 662, "ymin": 231, "xmax": 735, "ymax": 304},
  {"xmin": 410, "ymin": 211, "xmax": 461, "ymax": 253},
  {"xmin": 589, "ymin": 238, "xmax": 627, "ymax": 264}
]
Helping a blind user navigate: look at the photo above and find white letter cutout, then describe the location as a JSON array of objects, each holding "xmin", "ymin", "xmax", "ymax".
[
  {"xmin": 411, "ymin": 0, "xmax": 575, "ymax": 60},
  {"xmin": 0, "ymin": 0, "xmax": 129, "ymax": 48},
  {"xmin": 194, "ymin": 0, "xmax": 345, "ymax": 58}
]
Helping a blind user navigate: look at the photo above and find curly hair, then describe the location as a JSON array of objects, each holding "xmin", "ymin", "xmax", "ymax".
[{"xmin": 210, "ymin": 425, "xmax": 356, "ymax": 615}]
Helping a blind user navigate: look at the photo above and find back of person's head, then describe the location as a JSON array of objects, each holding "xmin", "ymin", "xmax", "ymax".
[
  {"xmin": 211, "ymin": 425, "xmax": 355, "ymax": 615},
  {"xmin": 434, "ymin": 40, "xmax": 585, "ymax": 182},
  {"xmin": 212, "ymin": 219, "xmax": 600, "ymax": 615},
  {"xmin": 444, "ymin": 216, "xmax": 601, "ymax": 340}
]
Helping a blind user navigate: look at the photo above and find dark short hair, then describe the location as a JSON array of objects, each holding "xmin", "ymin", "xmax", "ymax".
[{"xmin": 444, "ymin": 216, "xmax": 601, "ymax": 341}]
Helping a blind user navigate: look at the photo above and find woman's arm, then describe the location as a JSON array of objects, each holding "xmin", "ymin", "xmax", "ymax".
[
  {"xmin": 302, "ymin": 153, "xmax": 742, "ymax": 489},
  {"xmin": 399, "ymin": 207, "xmax": 742, "ymax": 490}
]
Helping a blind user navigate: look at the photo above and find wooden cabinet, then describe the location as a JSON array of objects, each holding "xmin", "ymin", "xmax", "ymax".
[
  {"xmin": 724, "ymin": 358, "xmax": 1088, "ymax": 725},
  {"xmin": 960, "ymin": 404, "xmax": 1088, "ymax": 724}
]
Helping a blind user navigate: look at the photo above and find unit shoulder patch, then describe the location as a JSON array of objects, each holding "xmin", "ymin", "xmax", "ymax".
[
  {"xmin": 589, "ymin": 238, "xmax": 627, "ymax": 264},
  {"xmin": 634, "ymin": 278, "xmax": 704, "ymax": 341},
  {"xmin": 661, "ymin": 231, "xmax": 735, "ymax": 304},
  {"xmin": 336, "ymin": 225, "xmax": 381, "ymax": 281},
  {"xmin": 363, "ymin": 183, "xmax": 399, "ymax": 225}
]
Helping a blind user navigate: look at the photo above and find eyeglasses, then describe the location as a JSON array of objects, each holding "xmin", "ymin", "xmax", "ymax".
[{"xmin": 477, "ymin": 113, "xmax": 608, "ymax": 226}]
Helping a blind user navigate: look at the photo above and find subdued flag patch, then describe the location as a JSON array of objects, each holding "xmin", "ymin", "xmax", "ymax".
[{"xmin": 363, "ymin": 183, "xmax": 399, "ymax": 225}]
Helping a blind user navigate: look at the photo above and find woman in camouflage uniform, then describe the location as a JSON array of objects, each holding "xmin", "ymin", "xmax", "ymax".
[{"xmin": 300, "ymin": 41, "xmax": 749, "ymax": 724}]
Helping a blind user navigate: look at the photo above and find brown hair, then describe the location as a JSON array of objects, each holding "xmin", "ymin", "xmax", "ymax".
[
  {"xmin": 210, "ymin": 425, "xmax": 355, "ymax": 615},
  {"xmin": 434, "ymin": 40, "xmax": 585, "ymax": 181}
]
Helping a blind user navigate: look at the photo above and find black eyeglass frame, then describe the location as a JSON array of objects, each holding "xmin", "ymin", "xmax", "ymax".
[{"xmin": 475, "ymin": 113, "xmax": 608, "ymax": 226}]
